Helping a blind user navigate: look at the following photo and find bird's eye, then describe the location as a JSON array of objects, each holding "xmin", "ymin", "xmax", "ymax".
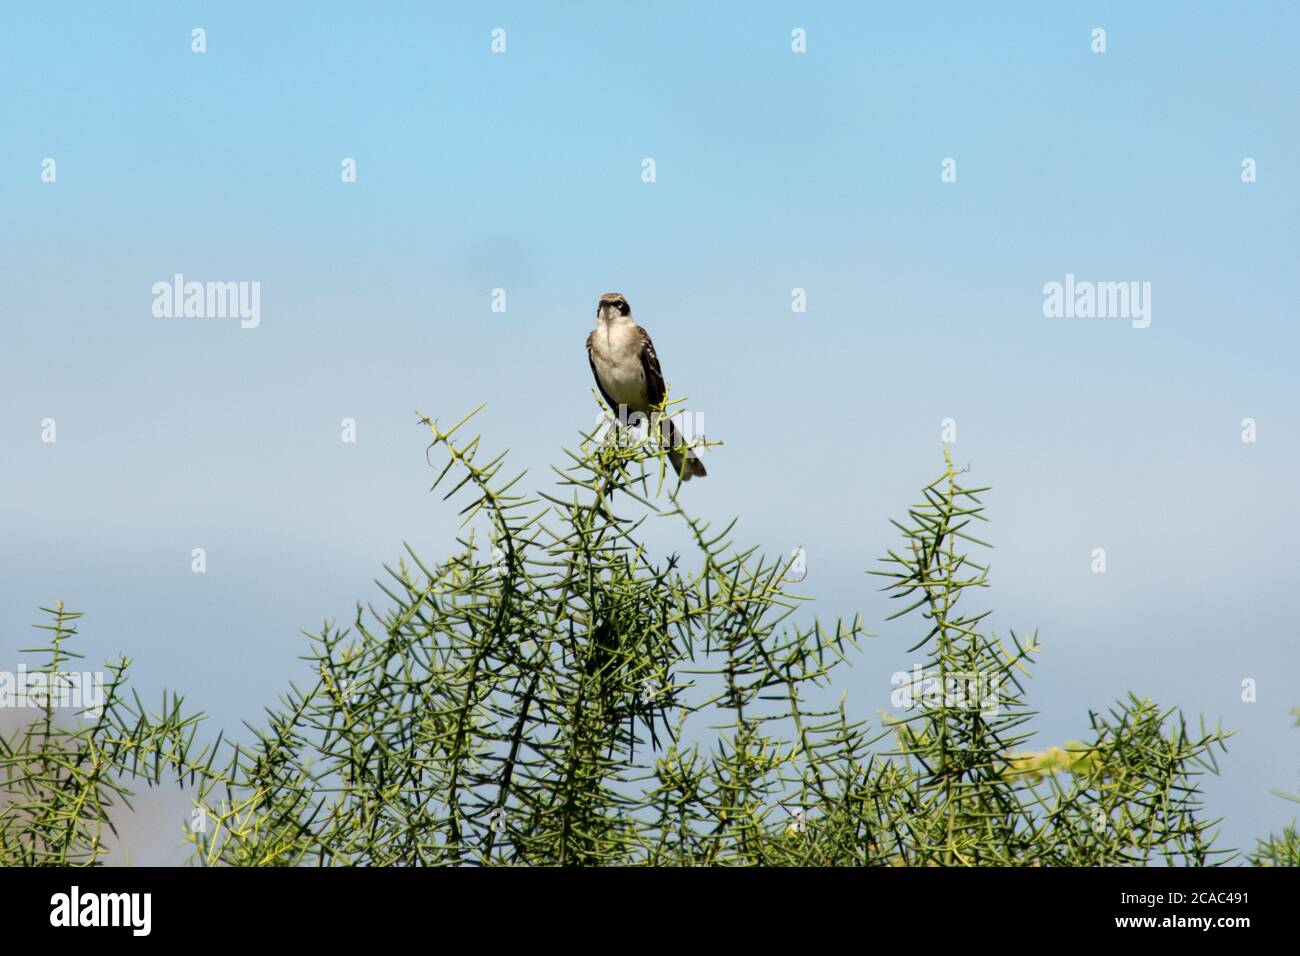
[{"xmin": 618, "ymin": 301, "xmax": 630, "ymax": 316}]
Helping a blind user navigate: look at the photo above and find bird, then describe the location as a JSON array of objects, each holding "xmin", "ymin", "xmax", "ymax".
[{"xmin": 586, "ymin": 292, "xmax": 707, "ymax": 480}]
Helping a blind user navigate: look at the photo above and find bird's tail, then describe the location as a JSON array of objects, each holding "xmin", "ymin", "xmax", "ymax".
[{"xmin": 660, "ymin": 417, "xmax": 707, "ymax": 481}]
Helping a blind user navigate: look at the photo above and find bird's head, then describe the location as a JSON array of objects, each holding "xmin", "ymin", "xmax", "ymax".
[{"xmin": 597, "ymin": 292, "xmax": 631, "ymax": 323}]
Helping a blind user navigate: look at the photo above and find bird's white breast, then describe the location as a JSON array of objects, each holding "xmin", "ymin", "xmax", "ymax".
[{"xmin": 592, "ymin": 318, "xmax": 648, "ymax": 410}]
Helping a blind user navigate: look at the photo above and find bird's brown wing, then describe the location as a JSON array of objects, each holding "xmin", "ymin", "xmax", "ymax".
[
  {"xmin": 636, "ymin": 326, "xmax": 667, "ymax": 408},
  {"xmin": 637, "ymin": 326, "xmax": 705, "ymax": 479},
  {"xmin": 586, "ymin": 329, "xmax": 620, "ymax": 413}
]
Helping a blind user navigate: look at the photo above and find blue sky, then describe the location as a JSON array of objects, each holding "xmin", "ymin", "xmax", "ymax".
[{"xmin": 2, "ymin": 2, "xmax": 1298, "ymax": 858}]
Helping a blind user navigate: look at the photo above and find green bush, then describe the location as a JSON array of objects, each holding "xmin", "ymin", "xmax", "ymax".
[{"xmin": 1, "ymin": 410, "xmax": 1278, "ymax": 866}]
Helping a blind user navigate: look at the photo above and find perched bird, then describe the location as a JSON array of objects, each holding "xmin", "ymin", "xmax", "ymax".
[{"xmin": 586, "ymin": 292, "xmax": 707, "ymax": 480}]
